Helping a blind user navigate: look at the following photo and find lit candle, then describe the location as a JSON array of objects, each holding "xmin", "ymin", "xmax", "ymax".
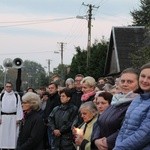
[{"xmin": 76, "ymin": 128, "xmax": 83, "ymax": 136}]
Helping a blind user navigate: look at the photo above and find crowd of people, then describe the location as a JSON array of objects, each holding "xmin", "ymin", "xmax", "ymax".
[{"xmin": 0, "ymin": 62, "xmax": 150, "ymax": 150}]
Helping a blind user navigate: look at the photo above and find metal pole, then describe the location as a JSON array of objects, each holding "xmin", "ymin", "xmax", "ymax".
[
  {"xmin": 82, "ymin": 3, "xmax": 99, "ymax": 68},
  {"xmin": 3, "ymin": 68, "xmax": 7, "ymax": 87},
  {"xmin": 87, "ymin": 4, "xmax": 92, "ymax": 67},
  {"xmin": 60, "ymin": 42, "xmax": 64, "ymax": 82},
  {"xmin": 16, "ymin": 68, "xmax": 22, "ymax": 93},
  {"xmin": 48, "ymin": 59, "xmax": 50, "ymax": 77}
]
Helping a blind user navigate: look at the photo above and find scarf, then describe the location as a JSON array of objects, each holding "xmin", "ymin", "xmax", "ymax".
[
  {"xmin": 81, "ymin": 91, "xmax": 95, "ymax": 102},
  {"xmin": 111, "ymin": 91, "xmax": 139, "ymax": 106}
]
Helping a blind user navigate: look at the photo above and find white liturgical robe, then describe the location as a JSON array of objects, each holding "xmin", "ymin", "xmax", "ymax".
[{"xmin": 0, "ymin": 91, "xmax": 23, "ymax": 149}]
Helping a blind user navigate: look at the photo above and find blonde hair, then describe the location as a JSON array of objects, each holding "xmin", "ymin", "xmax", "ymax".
[
  {"xmin": 22, "ymin": 92, "xmax": 41, "ymax": 111},
  {"xmin": 81, "ymin": 76, "xmax": 96, "ymax": 87}
]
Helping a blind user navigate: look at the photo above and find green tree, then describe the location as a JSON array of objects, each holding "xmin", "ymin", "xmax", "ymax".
[
  {"xmin": 68, "ymin": 46, "xmax": 87, "ymax": 78},
  {"xmin": 131, "ymin": 0, "xmax": 150, "ymax": 27},
  {"xmin": 22, "ymin": 60, "xmax": 48, "ymax": 90},
  {"xmin": 88, "ymin": 39, "xmax": 107, "ymax": 80},
  {"xmin": 5, "ymin": 68, "xmax": 18, "ymax": 88},
  {"xmin": 68, "ymin": 39, "xmax": 107, "ymax": 80},
  {"xmin": 0, "ymin": 65, "xmax": 4, "ymax": 88},
  {"xmin": 130, "ymin": 46, "xmax": 150, "ymax": 68},
  {"xmin": 53, "ymin": 64, "xmax": 69, "ymax": 86},
  {"xmin": 1, "ymin": 60, "xmax": 48, "ymax": 91},
  {"xmin": 130, "ymin": 0, "xmax": 150, "ymax": 68}
]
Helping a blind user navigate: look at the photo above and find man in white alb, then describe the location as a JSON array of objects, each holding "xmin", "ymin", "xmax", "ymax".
[{"xmin": 0, "ymin": 82, "xmax": 23, "ymax": 150}]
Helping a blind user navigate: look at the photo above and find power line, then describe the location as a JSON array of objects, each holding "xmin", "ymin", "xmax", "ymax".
[
  {"xmin": 64, "ymin": 19, "xmax": 87, "ymax": 45},
  {"xmin": 63, "ymin": 3, "xmax": 88, "ymax": 44},
  {"xmin": 0, "ymin": 17, "xmax": 74, "ymax": 24},
  {"xmin": 0, "ymin": 17, "xmax": 75, "ymax": 28},
  {"xmin": 0, "ymin": 50, "xmax": 54, "ymax": 56}
]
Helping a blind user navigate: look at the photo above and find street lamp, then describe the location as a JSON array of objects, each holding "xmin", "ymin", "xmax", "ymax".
[
  {"xmin": 54, "ymin": 51, "xmax": 59, "ymax": 54},
  {"xmin": 76, "ymin": 15, "xmax": 87, "ymax": 19}
]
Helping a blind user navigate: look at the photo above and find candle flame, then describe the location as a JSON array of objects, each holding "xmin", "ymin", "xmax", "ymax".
[{"xmin": 76, "ymin": 128, "xmax": 83, "ymax": 136}]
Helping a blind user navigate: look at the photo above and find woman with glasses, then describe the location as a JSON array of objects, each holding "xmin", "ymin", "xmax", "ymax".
[{"xmin": 16, "ymin": 92, "xmax": 45, "ymax": 150}]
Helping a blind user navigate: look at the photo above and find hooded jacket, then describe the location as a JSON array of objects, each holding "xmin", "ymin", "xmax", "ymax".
[{"xmin": 114, "ymin": 93, "xmax": 150, "ymax": 150}]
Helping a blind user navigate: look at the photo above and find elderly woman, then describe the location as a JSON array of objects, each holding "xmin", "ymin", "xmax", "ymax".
[
  {"xmin": 65, "ymin": 78, "xmax": 75, "ymax": 89},
  {"xmin": 72, "ymin": 76, "xmax": 96, "ymax": 128},
  {"xmin": 16, "ymin": 92, "xmax": 45, "ymax": 150},
  {"xmin": 74, "ymin": 101, "xmax": 98, "ymax": 150}
]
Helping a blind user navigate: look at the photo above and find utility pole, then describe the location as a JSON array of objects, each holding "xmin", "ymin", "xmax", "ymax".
[
  {"xmin": 82, "ymin": 3, "xmax": 99, "ymax": 67},
  {"xmin": 57, "ymin": 42, "xmax": 66, "ymax": 85},
  {"xmin": 47, "ymin": 59, "xmax": 52, "ymax": 79}
]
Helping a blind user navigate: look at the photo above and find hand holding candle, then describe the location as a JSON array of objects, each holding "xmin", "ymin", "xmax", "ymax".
[{"xmin": 74, "ymin": 128, "xmax": 84, "ymax": 146}]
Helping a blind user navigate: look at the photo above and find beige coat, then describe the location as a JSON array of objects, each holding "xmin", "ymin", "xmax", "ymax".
[{"xmin": 77, "ymin": 116, "xmax": 97, "ymax": 150}]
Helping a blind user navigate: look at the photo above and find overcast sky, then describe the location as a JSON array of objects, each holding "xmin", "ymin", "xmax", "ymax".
[{"xmin": 0, "ymin": 0, "xmax": 140, "ymax": 73}]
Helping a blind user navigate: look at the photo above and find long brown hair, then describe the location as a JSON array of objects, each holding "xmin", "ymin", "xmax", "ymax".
[{"xmin": 138, "ymin": 63, "xmax": 150, "ymax": 93}]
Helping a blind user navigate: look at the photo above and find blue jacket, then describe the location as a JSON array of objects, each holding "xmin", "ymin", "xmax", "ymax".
[{"xmin": 114, "ymin": 93, "xmax": 150, "ymax": 150}]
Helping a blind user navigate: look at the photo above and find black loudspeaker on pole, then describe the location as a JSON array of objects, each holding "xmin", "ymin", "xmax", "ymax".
[
  {"xmin": 3, "ymin": 58, "xmax": 23, "ymax": 93},
  {"xmin": 13, "ymin": 58, "xmax": 23, "ymax": 93}
]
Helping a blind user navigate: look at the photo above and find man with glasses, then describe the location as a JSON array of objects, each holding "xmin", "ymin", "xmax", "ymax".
[
  {"xmin": 0, "ymin": 82, "xmax": 23, "ymax": 150},
  {"xmin": 71, "ymin": 74, "xmax": 84, "ymax": 109}
]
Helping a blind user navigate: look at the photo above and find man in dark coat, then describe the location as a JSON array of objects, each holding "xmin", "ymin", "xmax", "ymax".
[
  {"xmin": 71, "ymin": 74, "xmax": 84, "ymax": 109},
  {"xmin": 43, "ymin": 82, "xmax": 61, "ymax": 149},
  {"xmin": 43, "ymin": 82, "xmax": 61, "ymax": 123}
]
